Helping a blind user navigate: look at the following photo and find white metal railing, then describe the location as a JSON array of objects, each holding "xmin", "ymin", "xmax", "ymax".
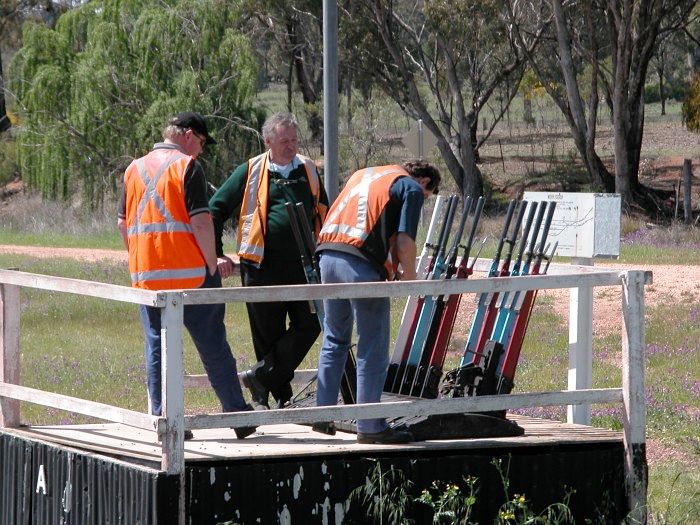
[{"xmin": 0, "ymin": 261, "xmax": 650, "ymax": 524}]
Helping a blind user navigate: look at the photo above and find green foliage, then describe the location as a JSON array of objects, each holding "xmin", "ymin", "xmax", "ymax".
[
  {"xmin": 351, "ymin": 457, "xmax": 577, "ymax": 524},
  {"xmin": 418, "ymin": 478, "xmax": 478, "ymax": 525},
  {"xmin": 682, "ymin": 70, "xmax": 700, "ymax": 133},
  {"xmin": 350, "ymin": 461, "xmax": 415, "ymax": 525},
  {"xmin": 491, "ymin": 458, "xmax": 575, "ymax": 525},
  {"xmin": 9, "ymin": 0, "xmax": 262, "ymax": 209},
  {"xmin": 644, "ymin": 80, "xmax": 689, "ymax": 104},
  {"xmin": 0, "ymin": 135, "xmax": 18, "ymax": 185}
]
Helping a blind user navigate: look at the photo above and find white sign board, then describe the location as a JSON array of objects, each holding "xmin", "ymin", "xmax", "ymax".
[{"xmin": 523, "ymin": 192, "xmax": 621, "ymax": 258}]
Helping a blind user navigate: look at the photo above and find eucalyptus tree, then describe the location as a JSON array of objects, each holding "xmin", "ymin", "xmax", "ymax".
[
  {"xmin": 243, "ymin": 0, "xmax": 324, "ymax": 144},
  {"xmin": 346, "ymin": 0, "xmax": 548, "ymax": 198},
  {"xmin": 603, "ymin": 0, "xmax": 695, "ymax": 208},
  {"xmin": 9, "ymin": 0, "xmax": 260, "ymax": 209},
  {"xmin": 521, "ymin": 0, "xmax": 695, "ymax": 210},
  {"xmin": 1, "ymin": 0, "xmax": 31, "ymax": 133},
  {"xmin": 0, "ymin": 54, "xmax": 9, "ymax": 133},
  {"xmin": 511, "ymin": 0, "xmax": 616, "ymax": 192}
]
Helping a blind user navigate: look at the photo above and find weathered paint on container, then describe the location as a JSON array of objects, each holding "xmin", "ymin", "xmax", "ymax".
[
  {"xmin": 1, "ymin": 431, "xmax": 627, "ymax": 524},
  {"xmin": 0, "ymin": 433, "xmax": 178, "ymax": 524}
]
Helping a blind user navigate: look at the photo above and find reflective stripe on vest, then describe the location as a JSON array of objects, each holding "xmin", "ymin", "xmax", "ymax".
[
  {"xmin": 319, "ymin": 166, "xmax": 404, "ymax": 243},
  {"xmin": 124, "ymin": 148, "xmax": 206, "ymax": 290},
  {"xmin": 130, "ymin": 266, "xmax": 205, "ymax": 284},
  {"xmin": 127, "ymin": 156, "xmax": 194, "ymax": 237},
  {"xmin": 237, "ymin": 152, "xmax": 323, "ymax": 265}
]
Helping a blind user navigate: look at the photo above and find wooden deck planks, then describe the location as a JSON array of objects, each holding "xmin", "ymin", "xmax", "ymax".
[{"xmin": 2, "ymin": 414, "xmax": 622, "ymax": 466}]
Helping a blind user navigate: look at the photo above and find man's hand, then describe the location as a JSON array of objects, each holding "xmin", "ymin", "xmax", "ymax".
[{"xmin": 217, "ymin": 255, "xmax": 237, "ymax": 279}]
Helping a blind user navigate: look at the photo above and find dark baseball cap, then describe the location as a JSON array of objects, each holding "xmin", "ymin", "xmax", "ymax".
[{"xmin": 170, "ymin": 111, "xmax": 216, "ymax": 145}]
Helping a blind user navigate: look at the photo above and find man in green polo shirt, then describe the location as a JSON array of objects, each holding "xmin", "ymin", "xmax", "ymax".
[{"xmin": 209, "ymin": 112, "xmax": 329, "ymax": 410}]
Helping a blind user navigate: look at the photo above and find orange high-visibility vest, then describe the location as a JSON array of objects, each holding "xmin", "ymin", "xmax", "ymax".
[
  {"xmin": 317, "ymin": 165, "xmax": 406, "ymax": 256},
  {"xmin": 237, "ymin": 152, "xmax": 327, "ymax": 265},
  {"xmin": 124, "ymin": 147, "xmax": 206, "ymax": 290}
]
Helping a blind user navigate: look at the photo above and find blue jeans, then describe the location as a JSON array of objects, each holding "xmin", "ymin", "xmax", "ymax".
[
  {"xmin": 316, "ymin": 250, "xmax": 390, "ymax": 434},
  {"xmin": 140, "ymin": 270, "xmax": 247, "ymax": 416}
]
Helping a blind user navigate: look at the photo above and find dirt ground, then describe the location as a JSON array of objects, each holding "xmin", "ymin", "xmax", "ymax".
[
  {"xmin": 4, "ymin": 243, "xmax": 699, "ymax": 330},
  {"xmin": 2, "ymin": 243, "xmax": 698, "ymax": 467}
]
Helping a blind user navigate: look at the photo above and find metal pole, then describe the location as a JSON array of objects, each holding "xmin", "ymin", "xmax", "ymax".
[
  {"xmin": 418, "ymin": 119, "xmax": 424, "ymax": 159},
  {"xmin": 323, "ymin": 0, "xmax": 339, "ymax": 203}
]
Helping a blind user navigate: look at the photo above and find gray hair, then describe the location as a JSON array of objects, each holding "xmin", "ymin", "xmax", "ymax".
[
  {"xmin": 262, "ymin": 112, "xmax": 298, "ymax": 141},
  {"xmin": 162, "ymin": 125, "xmax": 187, "ymax": 141}
]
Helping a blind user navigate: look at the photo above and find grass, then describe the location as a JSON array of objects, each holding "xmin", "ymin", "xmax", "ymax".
[
  {"xmin": 0, "ymin": 254, "xmax": 255, "ymax": 421},
  {"xmin": 0, "ymin": 193, "xmax": 124, "ymax": 249},
  {"xmin": 505, "ymin": 288, "xmax": 700, "ymax": 523},
  {"xmin": 2, "ymin": 227, "xmax": 699, "ymax": 522},
  {"xmin": 1, "ymin": 86, "xmax": 698, "ymax": 521},
  {"xmin": 617, "ymin": 219, "xmax": 700, "ymax": 265}
]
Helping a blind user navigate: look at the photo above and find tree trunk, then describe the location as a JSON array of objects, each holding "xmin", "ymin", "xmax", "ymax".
[
  {"xmin": 543, "ymin": 0, "xmax": 614, "ymax": 191},
  {"xmin": 523, "ymin": 95, "xmax": 534, "ymax": 126},
  {"xmin": 286, "ymin": 57, "xmax": 293, "ymax": 113},
  {"xmin": 287, "ymin": 19, "xmax": 322, "ymax": 144},
  {"xmin": 435, "ymin": 131, "xmax": 484, "ymax": 198},
  {"xmin": 657, "ymin": 50, "xmax": 666, "ymax": 116},
  {"xmin": 612, "ymin": 80, "xmax": 633, "ymax": 204},
  {"xmin": 470, "ymin": 116, "xmax": 480, "ymax": 164},
  {"xmin": 0, "ymin": 51, "xmax": 10, "ymax": 134}
]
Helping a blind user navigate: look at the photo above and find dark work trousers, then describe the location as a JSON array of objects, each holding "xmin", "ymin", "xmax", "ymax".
[
  {"xmin": 240, "ymin": 257, "xmax": 321, "ymax": 403},
  {"xmin": 140, "ymin": 270, "xmax": 248, "ymax": 416}
]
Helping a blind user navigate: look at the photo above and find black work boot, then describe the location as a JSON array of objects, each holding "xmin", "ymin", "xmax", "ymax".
[
  {"xmin": 233, "ymin": 404, "xmax": 257, "ymax": 439},
  {"xmin": 311, "ymin": 421, "xmax": 336, "ymax": 435},
  {"xmin": 357, "ymin": 425, "xmax": 413, "ymax": 444},
  {"xmin": 241, "ymin": 370, "xmax": 270, "ymax": 410},
  {"xmin": 272, "ymin": 383, "xmax": 293, "ymax": 409}
]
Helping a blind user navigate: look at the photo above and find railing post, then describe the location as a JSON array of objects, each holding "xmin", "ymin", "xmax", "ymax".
[
  {"xmin": 621, "ymin": 271, "xmax": 647, "ymax": 523},
  {"xmin": 567, "ymin": 257, "xmax": 593, "ymax": 425},
  {"xmin": 160, "ymin": 291, "xmax": 186, "ymax": 525},
  {"xmin": 0, "ymin": 283, "xmax": 20, "ymax": 428}
]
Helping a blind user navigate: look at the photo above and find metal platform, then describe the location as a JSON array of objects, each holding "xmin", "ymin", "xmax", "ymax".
[{"xmin": 1, "ymin": 415, "xmax": 628, "ymax": 524}]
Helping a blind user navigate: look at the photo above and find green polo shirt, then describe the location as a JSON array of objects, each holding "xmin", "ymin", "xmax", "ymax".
[{"xmin": 209, "ymin": 158, "xmax": 328, "ymax": 264}]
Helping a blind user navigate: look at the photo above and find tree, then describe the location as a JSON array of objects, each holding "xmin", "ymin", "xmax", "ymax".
[
  {"xmin": 0, "ymin": 52, "xmax": 9, "ymax": 133},
  {"xmin": 514, "ymin": 0, "xmax": 615, "ymax": 192},
  {"xmin": 243, "ymin": 0, "xmax": 324, "ymax": 144},
  {"xmin": 521, "ymin": 0, "xmax": 694, "ymax": 210},
  {"xmin": 347, "ymin": 0, "xmax": 547, "ymax": 198},
  {"xmin": 1, "ymin": 0, "xmax": 27, "ymax": 133},
  {"xmin": 9, "ymin": 0, "xmax": 261, "ymax": 208},
  {"xmin": 0, "ymin": 1, "xmax": 71, "ymax": 134},
  {"xmin": 682, "ymin": 69, "xmax": 700, "ymax": 132},
  {"xmin": 602, "ymin": 0, "xmax": 696, "ymax": 208}
]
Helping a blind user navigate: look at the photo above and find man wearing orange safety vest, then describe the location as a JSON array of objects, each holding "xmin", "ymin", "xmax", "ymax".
[
  {"xmin": 118, "ymin": 112, "xmax": 255, "ymax": 440},
  {"xmin": 209, "ymin": 112, "xmax": 329, "ymax": 410},
  {"xmin": 314, "ymin": 160, "xmax": 440, "ymax": 444}
]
